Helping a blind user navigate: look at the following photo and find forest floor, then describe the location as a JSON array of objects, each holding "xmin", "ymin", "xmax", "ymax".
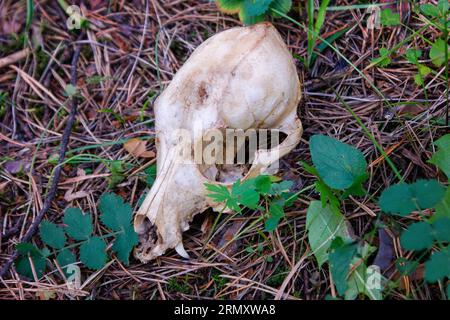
[{"xmin": 0, "ymin": 0, "xmax": 448, "ymax": 300}]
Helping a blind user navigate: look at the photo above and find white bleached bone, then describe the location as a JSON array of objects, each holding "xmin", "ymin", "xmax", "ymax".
[{"xmin": 134, "ymin": 23, "xmax": 303, "ymax": 262}]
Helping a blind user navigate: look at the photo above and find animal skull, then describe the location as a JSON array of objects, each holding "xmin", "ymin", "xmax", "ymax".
[{"xmin": 134, "ymin": 23, "xmax": 303, "ymax": 262}]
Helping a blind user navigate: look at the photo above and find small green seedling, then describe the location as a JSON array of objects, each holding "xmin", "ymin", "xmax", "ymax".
[
  {"xmin": 15, "ymin": 193, "xmax": 138, "ymax": 279},
  {"xmin": 215, "ymin": 0, "xmax": 292, "ymax": 25}
]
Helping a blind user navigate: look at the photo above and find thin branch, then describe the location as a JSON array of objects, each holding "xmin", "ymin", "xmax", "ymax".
[{"xmin": 0, "ymin": 35, "xmax": 84, "ymax": 280}]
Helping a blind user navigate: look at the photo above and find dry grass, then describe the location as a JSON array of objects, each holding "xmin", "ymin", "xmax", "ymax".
[{"xmin": 0, "ymin": 0, "xmax": 448, "ymax": 300}]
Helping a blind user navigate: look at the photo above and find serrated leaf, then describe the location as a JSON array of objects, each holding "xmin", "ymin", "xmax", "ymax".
[
  {"xmin": 424, "ymin": 247, "xmax": 450, "ymax": 283},
  {"xmin": 429, "ymin": 134, "xmax": 450, "ymax": 179},
  {"xmin": 254, "ymin": 175, "xmax": 272, "ymax": 194},
  {"xmin": 400, "ymin": 222, "xmax": 434, "ymax": 251},
  {"xmin": 432, "ymin": 217, "xmax": 450, "ymax": 243},
  {"xmin": 79, "ymin": 236, "xmax": 107, "ymax": 270},
  {"xmin": 371, "ymin": 48, "xmax": 391, "ymax": 67},
  {"xmin": 306, "ymin": 201, "xmax": 352, "ymax": 267},
  {"xmin": 56, "ymin": 249, "xmax": 76, "ymax": 267},
  {"xmin": 410, "ymin": 180, "xmax": 446, "ymax": 209},
  {"xmin": 329, "ymin": 238, "xmax": 357, "ymax": 296},
  {"xmin": 64, "ymin": 84, "xmax": 77, "ymax": 97},
  {"xmin": 380, "ymin": 179, "xmax": 445, "ymax": 216},
  {"xmin": 430, "ymin": 39, "xmax": 449, "ymax": 67},
  {"xmin": 264, "ymin": 215, "xmax": 281, "ymax": 232},
  {"xmin": 144, "ymin": 164, "xmax": 157, "ymax": 186},
  {"xmin": 99, "ymin": 193, "xmax": 133, "ymax": 232},
  {"xmin": 396, "ymin": 257, "xmax": 419, "ymax": 276},
  {"xmin": 39, "ymin": 220, "xmax": 66, "ymax": 249},
  {"xmin": 215, "ymin": 0, "xmax": 242, "ymax": 14},
  {"xmin": 241, "ymin": 0, "xmax": 272, "ymax": 16},
  {"xmin": 380, "ymin": 9, "xmax": 400, "ymax": 26},
  {"xmin": 205, "ymin": 183, "xmax": 239, "ymax": 211},
  {"xmin": 310, "ymin": 135, "xmax": 368, "ymax": 191},
  {"xmin": 16, "ymin": 255, "xmax": 46, "ymax": 279},
  {"xmin": 269, "ymin": 0, "xmax": 292, "ymax": 18},
  {"xmin": 63, "ymin": 207, "xmax": 93, "ymax": 241},
  {"xmin": 239, "ymin": 11, "xmax": 266, "ymax": 25},
  {"xmin": 437, "ymin": 0, "xmax": 449, "ymax": 14},
  {"xmin": 405, "ymin": 49, "xmax": 422, "ymax": 64},
  {"xmin": 112, "ymin": 226, "xmax": 139, "ymax": 265},
  {"xmin": 267, "ymin": 180, "xmax": 293, "ymax": 196}
]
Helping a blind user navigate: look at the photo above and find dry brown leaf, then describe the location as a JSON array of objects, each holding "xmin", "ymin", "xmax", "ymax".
[
  {"xmin": 124, "ymin": 138, "xmax": 155, "ymax": 158},
  {"xmin": 64, "ymin": 189, "xmax": 90, "ymax": 202}
]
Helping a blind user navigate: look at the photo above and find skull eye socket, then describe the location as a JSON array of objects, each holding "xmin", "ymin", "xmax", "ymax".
[{"xmin": 197, "ymin": 129, "xmax": 287, "ymax": 184}]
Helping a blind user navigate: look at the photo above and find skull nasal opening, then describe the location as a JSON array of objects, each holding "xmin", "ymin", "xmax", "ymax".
[{"xmin": 195, "ymin": 128, "xmax": 288, "ymax": 184}]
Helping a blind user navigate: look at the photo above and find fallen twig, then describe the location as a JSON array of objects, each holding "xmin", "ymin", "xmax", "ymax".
[
  {"xmin": 0, "ymin": 35, "xmax": 83, "ymax": 280},
  {"xmin": 0, "ymin": 48, "xmax": 31, "ymax": 69}
]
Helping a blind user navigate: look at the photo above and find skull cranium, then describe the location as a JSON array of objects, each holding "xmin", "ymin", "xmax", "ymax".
[{"xmin": 134, "ymin": 23, "xmax": 302, "ymax": 262}]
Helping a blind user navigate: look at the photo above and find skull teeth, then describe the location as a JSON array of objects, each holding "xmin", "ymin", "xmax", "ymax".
[{"xmin": 175, "ymin": 242, "xmax": 190, "ymax": 259}]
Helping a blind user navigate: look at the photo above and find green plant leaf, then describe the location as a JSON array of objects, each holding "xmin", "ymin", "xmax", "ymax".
[
  {"xmin": 433, "ymin": 187, "xmax": 450, "ymax": 222},
  {"xmin": 239, "ymin": 11, "xmax": 266, "ymax": 25},
  {"xmin": 309, "ymin": 134, "xmax": 368, "ymax": 191},
  {"xmin": 56, "ymin": 249, "xmax": 76, "ymax": 268},
  {"xmin": 264, "ymin": 201, "xmax": 285, "ymax": 232},
  {"xmin": 314, "ymin": 180, "xmax": 340, "ymax": 209},
  {"xmin": 215, "ymin": 0, "xmax": 242, "ymax": 14},
  {"xmin": 16, "ymin": 255, "xmax": 46, "ymax": 279},
  {"xmin": 429, "ymin": 134, "xmax": 450, "ymax": 179},
  {"xmin": 254, "ymin": 175, "xmax": 273, "ymax": 194},
  {"xmin": 329, "ymin": 238, "xmax": 357, "ymax": 296},
  {"xmin": 269, "ymin": 0, "xmax": 292, "ymax": 18},
  {"xmin": 306, "ymin": 201, "xmax": 352, "ymax": 267},
  {"xmin": 410, "ymin": 179, "xmax": 446, "ymax": 209},
  {"xmin": 16, "ymin": 242, "xmax": 41, "ymax": 256},
  {"xmin": 144, "ymin": 164, "xmax": 157, "ymax": 186},
  {"xmin": 267, "ymin": 180, "xmax": 293, "ymax": 196},
  {"xmin": 205, "ymin": 183, "xmax": 239, "ymax": 211},
  {"xmin": 420, "ymin": 4, "xmax": 440, "ymax": 17},
  {"xmin": 430, "ymin": 38, "xmax": 449, "ymax": 67},
  {"xmin": 79, "ymin": 236, "xmax": 108, "ymax": 270},
  {"xmin": 379, "ymin": 179, "xmax": 445, "ymax": 216},
  {"xmin": 380, "ymin": 9, "xmax": 400, "ymax": 26},
  {"xmin": 437, "ymin": 0, "xmax": 449, "ymax": 15},
  {"xmin": 405, "ymin": 49, "xmax": 422, "ymax": 64},
  {"xmin": 371, "ymin": 48, "xmax": 391, "ymax": 67},
  {"xmin": 424, "ymin": 247, "xmax": 450, "ymax": 283},
  {"xmin": 39, "ymin": 220, "xmax": 66, "ymax": 249},
  {"xmin": 400, "ymin": 222, "xmax": 434, "ymax": 251},
  {"xmin": 112, "ymin": 226, "xmax": 139, "ymax": 265},
  {"xmin": 345, "ymin": 263, "xmax": 382, "ymax": 300},
  {"xmin": 241, "ymin": 0, "xmax": 272, "ymax": 16},
  {"xmin": 63, "ymin": 207, "xmax": 93, "ymax": 241},
  {"xmin": 314, "ymin": 0, "xmax": 331, "ymax": 36},
  {"xmin": 232, "ymin": 179, "xmax": 260, "ymax": 209},
  {"xmin": 414, "ymin": 64, "xmax": 431, "ymax": 86},
  {"xmin": 396, "ymin": 257, "xmax": 419, "ymax": 276},
  {"xmin": 108, "ymin": 160, "xmax": 125, "ymax": 187},
  {"xmin": 15, "ymin": 243, "xmax": 46, "ymax": 279},
  {"xmin": 99, "ymin": 193, "xmax": 133, "ymax": 232},
  {"xmin": 432, "ymin": 217, "xmax": 450, "ymax": 243}
]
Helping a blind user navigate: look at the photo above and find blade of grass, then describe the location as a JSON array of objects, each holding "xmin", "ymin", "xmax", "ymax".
[{"xmin": 25, "ymin": 0, "xmax": 34, "ymax": 33}]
